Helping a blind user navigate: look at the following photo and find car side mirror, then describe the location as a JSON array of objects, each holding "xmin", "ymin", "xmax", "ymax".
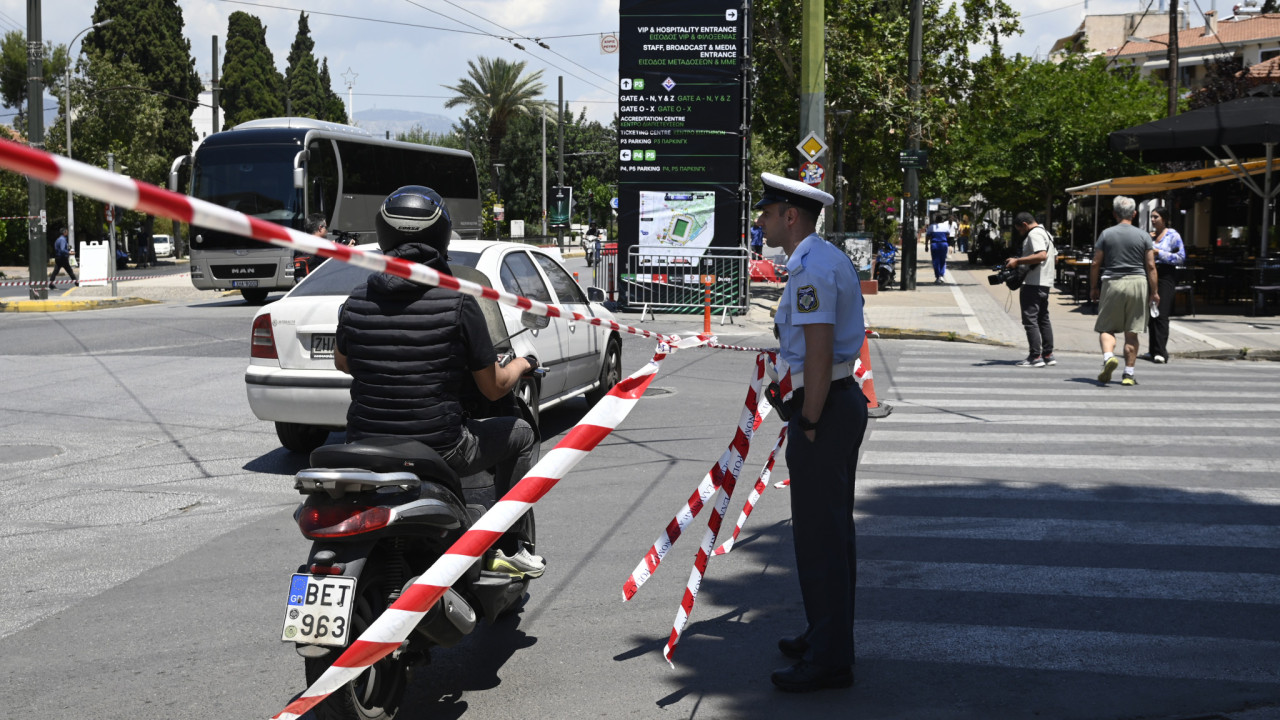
[
  {"xmin": 522, "ymin": 311, "xmax": 550, "ymax": 330},
  {"xmin": 587, "ymin": 286, "xmax": 605, "ymax": 303}
]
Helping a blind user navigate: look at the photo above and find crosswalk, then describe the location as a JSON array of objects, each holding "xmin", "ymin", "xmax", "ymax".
[{"xmin": 853, "ymin": 344, "xmax": 1280, "ymax": 705}]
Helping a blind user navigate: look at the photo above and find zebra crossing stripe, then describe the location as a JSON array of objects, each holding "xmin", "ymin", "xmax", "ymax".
[
  {"xmin": 858, "ymin": 560, "xmax": 1280, "ymax": 605},
  {"xmin": 868, "ymin": 430, "xmax": 1272, "ymax": 447},
  {"xmin": 858, "ymin": 515, "xmax": 1280, "ymax": 549},
  {"xmin": 854, "ymin": 477, "xmax": 1280, "ymax": 505},
  {"xmin": 857, "ymin": 622, "xmax": 1280, "ymax": 684},
  {"xmin": 875, "ymin": 413, "xmax": 1276, "ymax": 428},
  {"xmin": 882, "ymin": 387, "xmax": 1280, "ymax": 399},
  {"xmin": 889, "ymin": 398, "xmax": 1280, "ymax": 411},
  {"xmin": 861, "ymin": 451, "xmax": 1280, "ymax": 473}
]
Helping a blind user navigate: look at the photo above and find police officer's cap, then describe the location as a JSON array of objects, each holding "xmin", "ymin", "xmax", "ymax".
[{"xmin": 754, "ymin": 173, "xmax": 834, "ymax": 216}]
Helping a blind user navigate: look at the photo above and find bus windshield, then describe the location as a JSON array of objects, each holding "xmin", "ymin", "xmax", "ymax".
[{"xmin": 192, "ymin": 144, "xmax": 302, "ymax": 226}]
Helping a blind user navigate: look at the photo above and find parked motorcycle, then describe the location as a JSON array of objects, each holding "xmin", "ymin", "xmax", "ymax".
[
  {"xmin": 281, "ymin": 359, "xmax": 543, "ymax": 720},
  {"xmin": 875, "ymin": 241, "xmax": 898, "ymax": 291}
]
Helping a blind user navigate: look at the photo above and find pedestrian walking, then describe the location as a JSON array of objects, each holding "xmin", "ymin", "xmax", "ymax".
[
  {"xmin": 1090, "ymin": 196, "xmax": 1158, "ymax": 386},
  {"xmin": 927, "ymin": 212, "xmax": 950, "ymax": 283},
  {"xmin": 750, "ymin": 224, "xmax": 764, "ymax": 258},
  {"xmin": 1142, "ymin": 206, "xmax": 1184, "ymax": 365},
  {"xmin": 1007, "ymin": 212, "xmax": 1057, "ymax": 367},
  {"xmin": 49, "ymin": 227, "xmax": 77, "ymax": 288},
  {"xmin": 753, "ymin": 172, "xmax": 867, "ymax": 693},
  {"xmin": 958, "ymin": 214, "xmax": 971, "ymax": 254}
]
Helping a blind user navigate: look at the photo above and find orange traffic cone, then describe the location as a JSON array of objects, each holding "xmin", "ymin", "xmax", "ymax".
[{"xmin": 854, "ymin": 330, "xmax": 892, "ymax": 418}]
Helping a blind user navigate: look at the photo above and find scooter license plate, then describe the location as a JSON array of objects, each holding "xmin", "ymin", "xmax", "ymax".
[{"xmin": 281, "ymin": 574, "xmax": 357, "ymax": 647}]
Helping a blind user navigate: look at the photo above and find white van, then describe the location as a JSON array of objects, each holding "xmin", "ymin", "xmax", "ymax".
[{"xmin": 152, "ymin": 234, "xmax": 173, "ymax": 257}]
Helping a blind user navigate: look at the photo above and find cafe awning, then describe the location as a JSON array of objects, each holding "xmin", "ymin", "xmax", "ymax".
[{"xmin": 1065, "ymin": 159, "xmax": 1276, "ymax": 196}]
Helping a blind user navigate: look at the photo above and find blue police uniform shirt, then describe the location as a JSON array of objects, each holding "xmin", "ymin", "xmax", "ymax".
[{"xmin": 776, "ymin": 233, "xmax": 865, "ymax": 375}]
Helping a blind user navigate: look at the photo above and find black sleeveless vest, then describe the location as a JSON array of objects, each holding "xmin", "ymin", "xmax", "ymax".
[{"xmin": 338, "ymin": 243, "xmax": 477, "ymax": 449}]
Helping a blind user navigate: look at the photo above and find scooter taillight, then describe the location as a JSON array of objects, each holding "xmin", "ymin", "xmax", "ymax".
[{"xmin": 298, "ymin": 504, "xmax": 391, "ymax": 538}]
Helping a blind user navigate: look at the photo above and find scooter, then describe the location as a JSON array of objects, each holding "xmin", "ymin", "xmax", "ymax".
[
  {"xmin": 875, "ymin": 241, "xmax": 898, "ymax": 291},
  {"xmin": 280, "ymin": 360, "xmax": 543, "ymax": 720}
]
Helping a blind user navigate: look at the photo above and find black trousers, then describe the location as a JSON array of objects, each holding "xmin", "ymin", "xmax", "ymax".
[
  {"xmin": 1019, "ymin": 284, "xmax": 1054, "ymax": 357},
  {"xmin": 49, "ymin": 255, "xmax": 77, "ymax": 284},
  {"xmin": 1148, "ymin": 264, "xmax": 1176, "ymax": 358},
  {"xmin": 786, "ymin": 382, "xmax": 868, "ymax": 667},
  {"xmin": 441, "ymin": 416, "xmax": 538, "ymax": 553}
]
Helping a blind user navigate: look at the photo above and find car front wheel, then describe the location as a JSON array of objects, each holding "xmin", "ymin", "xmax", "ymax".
[{"xmin": 586, "ymin": 337, "xmax": 622, "ymax": 406}]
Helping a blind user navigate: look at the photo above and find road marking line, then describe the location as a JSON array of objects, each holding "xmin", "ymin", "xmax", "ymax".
[
  {"xmin": 861, "ymin": 451, "xmax": 1280, "ymax": 473},
  {"xmin": 1169, "ymin": 320, "xmax": 1235, "ymax": 349}
]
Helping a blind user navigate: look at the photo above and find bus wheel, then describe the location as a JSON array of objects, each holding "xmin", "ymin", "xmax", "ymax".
[{"xmin": 241, "ymin": 288, "xmax": 268, "ymax": 304}]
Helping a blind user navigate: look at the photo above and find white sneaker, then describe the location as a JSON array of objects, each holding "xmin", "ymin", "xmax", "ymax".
[
  {"xmin": 1015, "ymin": 356, "xmax": 1045, "ymax": 368},
  {"xmin": 487, "ymin": 547, "xmax": 546, "ymax": 578},
  {"xmin": 1153, "ymin": 355, "xmax": 1167, "ymax": 364}
]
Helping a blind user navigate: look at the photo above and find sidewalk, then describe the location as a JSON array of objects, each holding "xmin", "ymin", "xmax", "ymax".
[
  {"xmin": 855, "ymin": 241, "xmax": 1280, "ymax": 360},
  {"xmin": 5, "ymin": 248, "xmax": 1280, "ymax": 361}
]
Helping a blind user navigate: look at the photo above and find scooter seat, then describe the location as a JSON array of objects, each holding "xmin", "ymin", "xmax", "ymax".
[{"xmin": 310, "ymin": 437, "xmax": 463, "ymax": 498}]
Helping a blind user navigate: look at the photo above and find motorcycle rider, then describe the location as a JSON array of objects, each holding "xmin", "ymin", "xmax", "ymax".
[{"xmin": 333, "ymin": 185, "xmax": 545, "ymax": 577}]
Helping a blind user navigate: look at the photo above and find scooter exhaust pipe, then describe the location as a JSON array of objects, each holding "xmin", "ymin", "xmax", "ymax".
[{"xmin": 410, "ymin": 584, "xmax": 476, "ymax": 648}]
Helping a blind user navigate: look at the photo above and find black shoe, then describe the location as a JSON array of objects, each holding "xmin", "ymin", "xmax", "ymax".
[
  {"xmin": 771, "ymin": 660, "xmax": 854, "ymax": 692},
  {"xmin": 778, "ymin": 634, "xmax": 810, "ymax": 659}
]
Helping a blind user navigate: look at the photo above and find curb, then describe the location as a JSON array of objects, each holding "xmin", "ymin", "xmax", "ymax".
[
  {"xmin": 0, "ymin": 297, "xmax": 157, "ymax": 313},
  {"xmin": 871, "ymin": 327, "xmax": 1017, "ymax": 347},
  {"xmin": 1174, "ymin": 348, "xmax": 1280, "ymax": 362}
]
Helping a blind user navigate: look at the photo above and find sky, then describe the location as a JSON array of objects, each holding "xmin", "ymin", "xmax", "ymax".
[{"xmin": 0, "ymin": 0, "xmax": 1198, "ymax": 129}]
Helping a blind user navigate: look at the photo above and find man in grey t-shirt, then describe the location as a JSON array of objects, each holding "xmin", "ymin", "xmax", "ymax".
[
  {"xmin": 1089, "ymin": 196, "xmax": 1158, "ymax": 386},
  {"xmin": 1006, "ymin": 212, "xmax": 1056, "ymax": 367}
]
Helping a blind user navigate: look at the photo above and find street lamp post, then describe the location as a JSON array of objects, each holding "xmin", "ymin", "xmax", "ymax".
[{"xmin": 65, "ymin": 18, "xmax": 112, "ymax": 253}]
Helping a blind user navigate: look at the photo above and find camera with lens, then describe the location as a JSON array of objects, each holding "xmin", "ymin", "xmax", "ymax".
[{"xmin": 987, "ymin": 264, "xmax": 1023, "ymax": 290}]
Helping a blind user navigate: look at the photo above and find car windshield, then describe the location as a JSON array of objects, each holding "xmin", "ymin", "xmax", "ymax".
[{"xmin": 290, "ymin": 249, "xmax": 482, "ymax": 298}]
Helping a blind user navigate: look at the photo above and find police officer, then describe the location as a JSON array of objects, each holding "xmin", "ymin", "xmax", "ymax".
[{"xmin": 755, "ymin": 173, "xmax": 868, "ymax": 692}]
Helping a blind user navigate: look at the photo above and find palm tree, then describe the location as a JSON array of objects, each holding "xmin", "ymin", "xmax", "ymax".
[{"xmin": 443, "ymin": 56, "xmax": 551, "ymax": 196}]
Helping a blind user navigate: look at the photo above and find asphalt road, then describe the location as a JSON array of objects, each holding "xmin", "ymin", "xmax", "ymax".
[{"xmin": 2, "ymin": 266, "xmax": 1279, "ymax": 720}]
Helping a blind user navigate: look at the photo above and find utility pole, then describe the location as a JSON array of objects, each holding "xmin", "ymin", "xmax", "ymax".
[
  {"xmin": 211, "ymin": 36, "xmax": 220, "ymax": 134},
  {"xmin": 901, "ymin": 0, "xmax": 922, "ymax": 291},
  {"xmin": 541, "ymin": 110, "xmax": 547, "ymax": 237},
  {"xmin": 1167, "ymin": 0, "xmax": 1179, "ymax": 118},
  {"xmin": 799, "ymin": 0, "xmax": 826, "ymax": 234},
  {"xmin": 26, "ymin": 0, "xmax": 47, "ymax": 299},
  {"xmin": 557, "ymin": 75, "xmax": 564, "ymax": 251}
]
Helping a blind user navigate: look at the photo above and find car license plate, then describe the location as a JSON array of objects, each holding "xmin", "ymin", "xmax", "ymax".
[
  {"xmin": 281, "ymin": 574, "xmax": 357, "ymax": 647},
  {"xmin": 231, "ymin": 279, "xmax": 259, "ymax": 288},
  {"xmin": 311, "ymin": 334, "xmax": 336, "ymax": 359}
]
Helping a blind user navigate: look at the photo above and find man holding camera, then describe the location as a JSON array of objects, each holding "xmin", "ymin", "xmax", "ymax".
[{"xmin": 1006, "ymin": 212, "xmax": 1056, "ymax": 367}]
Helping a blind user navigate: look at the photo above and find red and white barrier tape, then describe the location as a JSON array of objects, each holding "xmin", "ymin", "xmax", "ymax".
[
  {"xmin": 662, "ymin": 352, "xmax": 767, "ymax": 665},
  {"xmin": 621, "ymin": 352, "xmax": 772, "ymax": 602},
  {"xmin": 1, "ymin": 271, "xmax": 191, "ymax": 288},
  {"xmin": 272, "ymin": 333, "xmax": 710, "ymax": 720},
  {"xmin": 711, "ymin": 425, "xmax": 787, "ymax": 557},
  {"xmin": 0, "ymin": 138, "xmax": 679, "ymax": 344}
]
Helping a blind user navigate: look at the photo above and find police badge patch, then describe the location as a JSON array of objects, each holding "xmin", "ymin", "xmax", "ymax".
[{"xmin": 797, "ymin": 284, "xmax": 819, "ymax": 313}]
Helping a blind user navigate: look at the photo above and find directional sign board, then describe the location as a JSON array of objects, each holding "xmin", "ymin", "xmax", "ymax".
[
  {"xmin": 796, "ymin": 131, "xmax": 827, "ymax": 162},
  {"xmin": 899, "ymin": 149, "xmax": 928, "ymax": 169}
]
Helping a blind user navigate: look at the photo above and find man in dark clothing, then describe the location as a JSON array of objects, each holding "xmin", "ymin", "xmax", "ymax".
[
  {"xmin": 293, "ymin": 213, "xmax": 328, "ymax": 281},
  {"xmin": 333, "ymin": 186, "xmax": 544, "ymax": 577},
  {"xmin": 50, "ymin": 227, "xmax": 77, "ymax": 288}
]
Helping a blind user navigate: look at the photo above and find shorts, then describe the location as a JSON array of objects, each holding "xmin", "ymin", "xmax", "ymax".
[{"xmin": 1093, "ymin": 274, "xmax": 1148, "ymax": 335}]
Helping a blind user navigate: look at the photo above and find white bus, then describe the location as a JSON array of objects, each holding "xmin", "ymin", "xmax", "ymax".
[{"xmin": 171, "ymin": 118, "xmax": 481, "ymax": 303}]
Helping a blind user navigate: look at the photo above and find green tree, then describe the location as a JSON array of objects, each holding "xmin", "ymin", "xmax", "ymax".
[
  {"xmin": 220, "ymin": 11, "xmax": 285, "ymax": 129},
  {"xmin": 950, "ymin": 54, "xmax": 1165, "ymax": 224},
  {"xmin": 284, "ymin": 11, "xmax": 325, "ymax": 119},
  {"xmin": 46, "ymin": 52, "xmax": 165, "ymax": 243},
  {"xmin": 396, "ymin": 124, "xmax": 465, "ymax": 149},
  {"xmin": 751, "ymin": 0, "xmax": 1020, "ymax": 230},
  {"xmin": 0, "ymin": 31, "xmax": 68, "ymax": 130},
  {"xmin": 318, "ymin": 58, "xmax": 347, "ymax": 123},
  {"xmin": 85, "ymin": 0, "xmax": 201, "ymax": 177},
  {"xmin": 443, "ymin": 56, "xmax": 552, "ymax": 194}
]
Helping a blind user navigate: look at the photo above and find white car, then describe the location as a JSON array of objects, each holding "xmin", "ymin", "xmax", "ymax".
[
  {"xmin": 151, "ymin": 234, "xmax": 173, "ymax": 257},
  {"xmin": 245, "ymin": 240, "xmax": 623, "ymax": 453}
]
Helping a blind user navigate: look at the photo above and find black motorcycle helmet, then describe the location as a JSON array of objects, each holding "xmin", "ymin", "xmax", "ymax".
[{"xmin": 374, "ymin": 185, "xmax": 452, "ymax": 256}]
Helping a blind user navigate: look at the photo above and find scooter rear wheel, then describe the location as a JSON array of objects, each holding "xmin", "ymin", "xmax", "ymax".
[{"xmin": 305, "ymin": 570, "xmax": 409, "ymax": 720}]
